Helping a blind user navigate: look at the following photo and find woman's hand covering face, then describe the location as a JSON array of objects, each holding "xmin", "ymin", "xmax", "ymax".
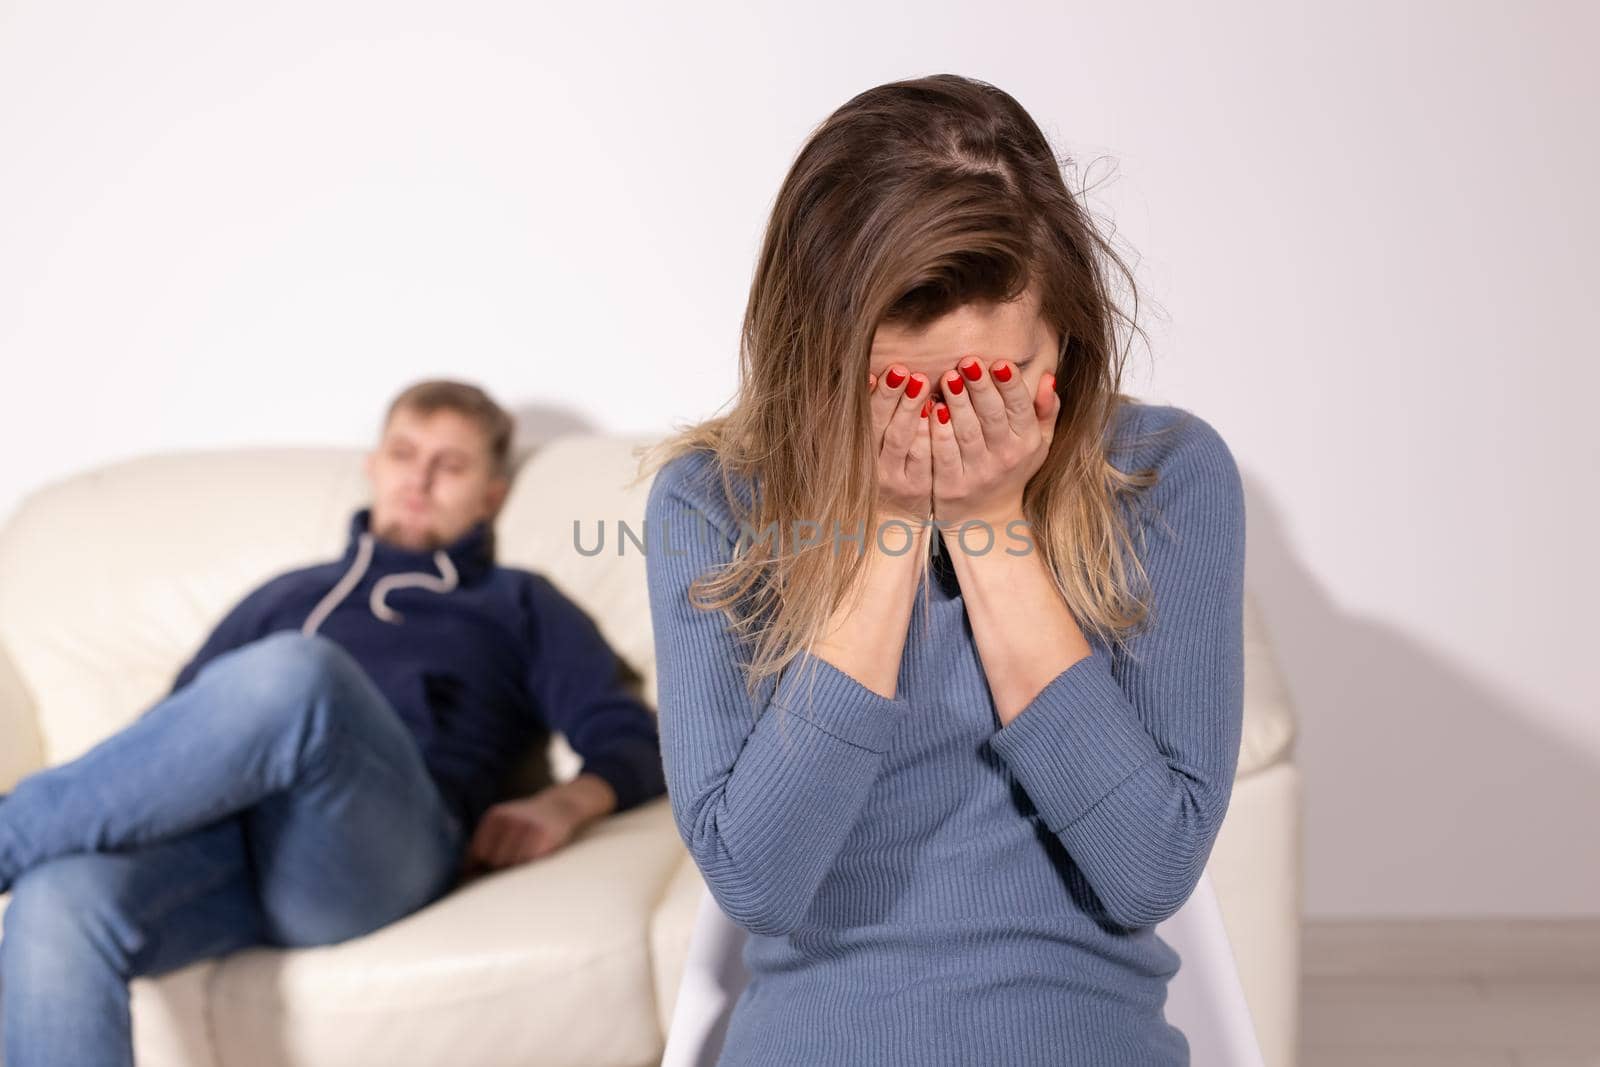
[
  {"xmin": 868, "ymin": 357, "xmax": 1058, "ymax": 531},
  {"xmin": 867, "ymin": 364, "xmax": 935, "ymax": 524}
]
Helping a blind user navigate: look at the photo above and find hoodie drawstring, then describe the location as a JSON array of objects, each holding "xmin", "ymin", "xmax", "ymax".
[
  {"xmin": 370, "ymin": 550, "xmax": 459, "ymax": 624},
  {"xmin": 301, "ymin": 532, "xmax": 460, "ymax": 634}
]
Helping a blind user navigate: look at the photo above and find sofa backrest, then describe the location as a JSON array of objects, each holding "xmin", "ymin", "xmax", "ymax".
[
  {"xmin": 0, "ymin": 435, "xmax": 664, "ymax": 778},
  {"xmin": 0, "ymin": 432, "xmax": 1294, "ymax": 786}
]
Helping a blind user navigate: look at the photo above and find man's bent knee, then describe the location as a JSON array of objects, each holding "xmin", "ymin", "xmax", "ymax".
[{"xmin": 216, "ymin": 632, "xmax": 371, "ymax": 732}]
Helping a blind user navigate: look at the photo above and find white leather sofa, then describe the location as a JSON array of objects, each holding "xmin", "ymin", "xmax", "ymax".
[{"xmin": 0, "ymin": 435, "xmax": 1302, "ymax": 1066}]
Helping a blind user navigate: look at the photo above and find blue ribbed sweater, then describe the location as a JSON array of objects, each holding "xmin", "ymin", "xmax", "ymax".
[{"xmin": 643, "ymin": 400, "xmax": 1247, "ymax": 1066}]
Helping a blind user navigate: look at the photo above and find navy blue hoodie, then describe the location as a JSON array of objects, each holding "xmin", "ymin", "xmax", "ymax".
[{"xmin": 169, "ymin": 506, "xmax": 667, "ymax": 833}]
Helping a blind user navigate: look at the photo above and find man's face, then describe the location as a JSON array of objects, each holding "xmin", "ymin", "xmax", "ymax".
[{"xmin": 364, "ymin": 406, "xmax": 509, "ymax": 552}]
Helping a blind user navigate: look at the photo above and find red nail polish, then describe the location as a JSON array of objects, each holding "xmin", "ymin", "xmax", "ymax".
[
  {"xmin": 1044, "ymin": 373, "xmax": 1056, "ymax": 392},
  {"xmin": 993, "ymin": 362, "xmax": 1012, "ymax": 383},
  {"xmin": 961, "ymin": 358, "xmax": 982, "ymax": 382},
  {"xmin": 885, "ymin": 367, "xmax": 906, "ymax": 389},
  {"xmin": 936, "ymin": 403, "xmax": 950, "ymax": 424},
  {"xmin": 906, "ymin": 375, "xmax": 924, "ymax": 399},
  {"xmin": 920, "ymin": 399, "xmax": 932, "ymax": 418},
  {"xmin": 946, "ymin": 371, "xmax": 964, "ymax": 396}
]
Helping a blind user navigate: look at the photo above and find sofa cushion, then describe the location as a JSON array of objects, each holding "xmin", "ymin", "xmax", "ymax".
[{"xmin": 205, "ymin": 797, "xmax": 685, "ymax": 1067}]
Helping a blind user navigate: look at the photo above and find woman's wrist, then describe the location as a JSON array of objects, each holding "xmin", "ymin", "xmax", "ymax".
[
  {"xmin": 867, "ymin": 510, "xmax": 930, "ymax": 559},
  {"xmin": 933, "ymin": 496, "xmax": 1027, "ymax": 538}
]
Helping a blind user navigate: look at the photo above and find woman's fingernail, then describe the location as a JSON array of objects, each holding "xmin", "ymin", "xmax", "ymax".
[
  {"xmin": 935, "ymin": 403, "xmax": 950, "ymax": 424},
  {"xmin": 920, "ymin": 399, "xmax": 932, "ymax": 418},
  {"xmin": 906, "ymin": 375, "xmax": 924, "ymax": 399},
  {"xmin": 961, "ymin": 358, "xmax": 982, "ymax": 382},
  {"xmin": 993, "ymin": 362, "xmax": 1012, "ymax": 383},
  {"xmin": 885, "ymin": 366, "xmax": 906, "ymax": 389},
  {"xmin": 945, "ymin": 371, "xmax": 964, "ymax": 396},
  {"xmin": 1044, "ymin": 373, "xmax": 1056, "ymax": 392}
]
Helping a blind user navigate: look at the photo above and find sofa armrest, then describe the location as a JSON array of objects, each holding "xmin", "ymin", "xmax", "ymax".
[
  {"xmin": 1239, "ymin": 591, "xmax": 1298, "ymax": 776},
  {"xmin": 650, "ymin": 851, "xmax": 708, "ymax": 1037},
  {"xmin": 0, "ymin": 638, "xmax": 43, "ymax": 791}
]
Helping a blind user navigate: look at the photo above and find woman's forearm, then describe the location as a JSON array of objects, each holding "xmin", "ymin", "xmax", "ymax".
[
  {"xmin": 812, "ymin": 514, "xmax": 929, "ymax": 700},
  {"xmin": 945, "ymin": 514, "xmax": 1092, "ymax": 725}
]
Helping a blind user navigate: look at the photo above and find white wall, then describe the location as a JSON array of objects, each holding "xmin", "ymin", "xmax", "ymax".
[{"xmin": 1, "ymin": 0, "xmax": 1594, "ymax": 918}]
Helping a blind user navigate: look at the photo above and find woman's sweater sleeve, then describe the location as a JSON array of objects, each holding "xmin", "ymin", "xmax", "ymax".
[
  {"xmin": 645, "ymin": 458, "xmax": 913, "ymax": 936},
  {"xmin": 985, "ymin": 413, "xmax": 1247, "ymax": 929}
]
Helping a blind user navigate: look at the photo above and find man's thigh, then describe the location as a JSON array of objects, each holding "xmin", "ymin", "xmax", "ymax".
[{"xmin": 242, "ymin": 648, "xmax": 466, "ymax": 948}]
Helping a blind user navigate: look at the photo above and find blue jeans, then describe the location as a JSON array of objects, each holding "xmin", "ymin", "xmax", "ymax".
[{"xmin": 0, "ymin": 631, "xmax": 466, "ymax": 1067}]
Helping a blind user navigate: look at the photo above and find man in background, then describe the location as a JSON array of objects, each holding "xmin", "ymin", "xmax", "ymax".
[{"xmin": 0, "ymin": 379, "xmax": 666, "ymax": 1067}]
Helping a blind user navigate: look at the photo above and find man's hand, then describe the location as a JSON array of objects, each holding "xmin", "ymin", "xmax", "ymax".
[{"xmin": 460, "ymin": 773, "xmax": 617, "ymax": 878}]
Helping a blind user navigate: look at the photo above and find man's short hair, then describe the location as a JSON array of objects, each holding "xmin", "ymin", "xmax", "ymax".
[{"xmin": 383, "ymin": 379, "xmax": 516, "ymax": 481}]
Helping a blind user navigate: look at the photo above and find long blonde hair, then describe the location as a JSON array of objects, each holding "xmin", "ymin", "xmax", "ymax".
[{"xmin": 635, "ymin": 73, "xmax": 1180, "ymax": 700}]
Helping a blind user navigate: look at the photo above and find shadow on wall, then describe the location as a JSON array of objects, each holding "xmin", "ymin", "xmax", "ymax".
[
  {"xmin": 1239, "ymin": 467, "xmax": 1599, "ymax": 920},
  {"xmin": 509, "ymin": 403, "xmax": 600, "ymax": 472}
]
